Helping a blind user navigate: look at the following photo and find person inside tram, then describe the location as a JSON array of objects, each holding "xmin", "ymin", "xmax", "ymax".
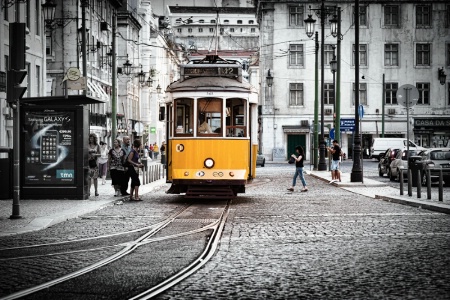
[{"xmin": 198, "ymin": 113, "xmax": 212, "ymax": 133}]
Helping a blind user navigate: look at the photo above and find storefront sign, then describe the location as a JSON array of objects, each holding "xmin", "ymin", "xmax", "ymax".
[
  {"xmin": 414, "ymin": 119, "xmax": 450, "ymax": 127},
  {"xmin": 22, "ymin": 110, "xmax": 75, "ymax": 185}
]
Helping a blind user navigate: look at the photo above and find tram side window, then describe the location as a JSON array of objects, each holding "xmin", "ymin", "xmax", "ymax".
[
  {"xmin": 175, "ymin": 98, "xmax": 193, "ymax": 136},
  {"xmin": 226, "ymin": 98, "xmax": 247, "ymax": 137},
  {"xmin": 198, "ymin": 98, "xmax": 222, "ymax": 135}
]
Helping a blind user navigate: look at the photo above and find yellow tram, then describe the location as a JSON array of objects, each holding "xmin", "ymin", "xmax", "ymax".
[{"xmin": 161, "ymin": 55, "xmax": 259, "ymax": 198}]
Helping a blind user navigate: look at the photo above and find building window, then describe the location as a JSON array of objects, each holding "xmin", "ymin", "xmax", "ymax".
[
  {"xmin": 211, "ymin": 20, "xmax": 216, "ymax": 24},
  {"xmin": 325, "ymin": 83, "xmax": 335, "ymax": 105},
  {"xmin": 385, "ymin": 83, "xmax": 398, "ymax": 105},
  {"xmin": 230, "ymin": 28, "xmax": 234, "ymax": 33},
  {"xmin": 187, "ymin": 19, "xmax": 193, "ymax": 24},
  {"xmin": 177, "ymin": 28, "xmax": 182, "ymax": 33},
  {"xmin": 0, "ymin": 72, "xmax": 6, "ymax": 92},
  {"xmin": 352, "ymin": 44, "xmax": 367, "ymax": 66},
  {"xmin": 289, "ymin": 44, "xmax": 303, "ymax": 66},
  {"xmin": 199, "ymin": 19, "xmax": 204, "ymax": 23},
  {"xmin": 26, "ymin": 0, "xmax": 30, "ymax": 29},
  {"xmin": 289, "ymin": 83, "xmax": 303, "ymax": 106},
  {"xmin": 384, "ymin": 5, "xmax": 400, "ymax": 27},
  {"xmin": 289, "ymin": 6, "xmax": 304, "ymax": 26},
  {"xmin": 209, "ymin": 28, "xmax": 214, "ymax": 33},
  {"xmin": 416, "ymin": 5, "xmax": 431, "ymax": 27},
  {"xmin": 447, "ymin": 5, "xmax": 450, "ymax": 28},
  {"xmin": 416, "ymin": 43, "xmax": 430, "ymax": 66},
  {"xmin": 4, "ymin": 5, "xmax": 8, "ymax": 21},
  {"xmin": 198, "ymin": 28, "xmax": 203, "ymax": 33},
  {"xmin": 353, "ymin": 5, "xmax": 367, "ymax": 26},
  {"xmin": 249, "ymin": 20, "xmax": 254, "ymax": 24},
  {"xmin": 324, "ymin": 44, "xmax": 335, "ymax": 65},
  {"xmin": 447, "ymin": 44, "xmax": 450, "ymax": 67},
  {"xmin": 237, "ymin": 20, "xmax": 242, "ymax": 24},
  {"xmin": 448, "ymin": 83, "xmax": 450, "ymax": 105},
  {"xmin": 385, "ymin": 44, "xmax": 399, "ymax": 66},
  {"xmin": 188, "ymin": 28, "xmax": 193, "ymax": 33},
  {"xmin": 220, "ymin": 27, "xmax": 224, "ymax": 34},
  {"xmin": 416, "ymin": 83, "xmax": 430, "ymax": 105},
  {"xmin": 250, "ymin": 28, "xmax": 256, "ymax": 33},
  {"xmin": 175, "ymin": 19, "xmax": 181, "ymax": 24},
  {"xmin": 224, "ymin": 20, "xmax": 229, "ymax": 24},
  {"xmin": 352, "ymin": 83, "xmax": 367, "ymax": 105},
  {"xmin": 35, "ymin": 0, "xmax": 40, "ymax": 35}
]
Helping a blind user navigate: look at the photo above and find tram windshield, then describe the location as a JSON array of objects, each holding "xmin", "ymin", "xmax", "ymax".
[{"xmin": 173, "ymin": 97, "xmax": 247, "ymax": 138}]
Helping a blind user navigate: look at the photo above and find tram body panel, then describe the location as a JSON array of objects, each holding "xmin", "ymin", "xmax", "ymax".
[{"xmin": 169, "ymin": 139, "xmax": 251, "ymax": 181}]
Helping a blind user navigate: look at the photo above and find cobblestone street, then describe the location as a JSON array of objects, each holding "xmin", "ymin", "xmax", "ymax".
[{"xmin": 158, "ymin": 164, "xmax": 450, "ymax": 299}]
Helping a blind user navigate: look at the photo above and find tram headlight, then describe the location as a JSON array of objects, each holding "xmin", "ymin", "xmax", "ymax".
[{"xmin": 204, "ymin": 158, "xmax": 215, "ymax": 169}]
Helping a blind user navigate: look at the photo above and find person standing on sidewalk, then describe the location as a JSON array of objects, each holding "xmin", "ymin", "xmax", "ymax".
[
  {"xmin": 120, "ymin": 136, "xmax": 132, "ymax": 196},
  {"xmin": 98, "ymin": 141, "xmax": 109, "ymax": 185},
  {"xmin": 287, "ymin": 145, "xmax": 308, "ymax": 192},
  {"xmin": 327, "ymin": 140, "xmax": 342, "ymax": 183},
  {"xmin": 87, "ymin": 133, "xmax": 101, "ymax": 197},
  {"xmin": 108, "ymin": 138, "xmax": 126, "ymax": 196},
  {"xmin": 126, "ymin": 139, "xmax": 144, "ymax": 201},
  {"xmin": 153, "ymin": 142, "xmax": 159, "ymax": 160}
]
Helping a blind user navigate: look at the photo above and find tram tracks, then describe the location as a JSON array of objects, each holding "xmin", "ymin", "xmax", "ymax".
[{"xmin": 0, "ymin": 201, "xmax": 231, "ymax": 300}]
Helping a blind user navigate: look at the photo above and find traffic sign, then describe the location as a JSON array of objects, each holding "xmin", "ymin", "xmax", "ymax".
[
  {"xmin": 340, "ymin": 118, "xmax": 355, "ymax": 131},
  {"xmin": 330, "ymin": 128, "xmax": 335, "ymax": 139},
  {"xmin": 397, "ymin": 84, "xmax": 419, "ymax": 107},
  {"xmin": 358, "ymin": 105, "xmax": 364, "ymax": 118}
]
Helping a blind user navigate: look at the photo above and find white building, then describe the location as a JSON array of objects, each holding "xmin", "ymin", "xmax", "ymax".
[{"xmin": 255, "ymin": 0, "xmax": 450, "ymax": 161}]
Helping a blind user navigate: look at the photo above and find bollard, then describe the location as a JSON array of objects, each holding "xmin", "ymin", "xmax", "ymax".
[
  {"xmin": 439, "ymin": 168, "xmax": 443, "ymax": 202},
  {"xmin": 408, "ymin": 169, "xmax": 412, "ymax": 197},
  {"xmin": 416, "ymin": 169, "xmax": 421, "ymax": 199},
  {"xmin": 399, "ymin": 167, "xmax": 404, "ymax": 195},
  {"xmin": 426, "ymin": 168, "xmax": 431, "ymax": 200}
]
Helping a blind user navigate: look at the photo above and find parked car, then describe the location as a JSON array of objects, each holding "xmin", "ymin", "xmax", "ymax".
[
  {"xmin": 378, "ymin": 148, "xmax": 400, "ymax": 177},
  {"xmin": 370, "ymin": 138, "xmax": 425, "ymax": 161},
  {"xmin": 389, "ymin": 149, "xmax": 418, "ymax": 181},
  {"xmin": 417, "ymin": 148, "xmax": 450, "ymax": 186},
  {"xmin": 256, "ymin": 154, "xmax": 265, "ymax": 167}
]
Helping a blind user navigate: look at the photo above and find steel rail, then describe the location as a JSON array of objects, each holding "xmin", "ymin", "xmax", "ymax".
[{"xmin": 129, "ymin": 200, "xmax": 231, "ymax": 300}]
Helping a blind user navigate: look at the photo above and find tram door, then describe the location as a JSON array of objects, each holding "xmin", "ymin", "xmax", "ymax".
[{"xmin": 287, "ymin": 135, "xmax": 306, "ymax": 159}]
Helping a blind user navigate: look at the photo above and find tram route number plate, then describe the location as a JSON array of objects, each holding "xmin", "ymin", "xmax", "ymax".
[{"xmin": 183, "ymin": 66, "xmax": 239, "ymax": 77}]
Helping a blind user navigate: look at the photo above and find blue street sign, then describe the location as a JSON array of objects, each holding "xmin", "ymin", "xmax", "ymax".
[
  {"xmin": 358, "ymin": 105, "xmax": 364, "ymax": 119},
  {"xmin": 340, "ymin": 118, "xmax": 355, "ymax": 131},
  {"xmin": 329, "ymin": 128, "xmax": 335, "ymax": 139}
]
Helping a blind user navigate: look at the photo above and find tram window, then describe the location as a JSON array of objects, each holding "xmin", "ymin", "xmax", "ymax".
[
  {"xmin": 226, "ymin": 99, "xmax": 247, "ymax": 137},
  {"xmin": 198, "ymin": 98, "xmax": 222, "ymax": 135},
  {"xmin": 174, "ymin": 98, "xmax": 193, "ymax": 136}
]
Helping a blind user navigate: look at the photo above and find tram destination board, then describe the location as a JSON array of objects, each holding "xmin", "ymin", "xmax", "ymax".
[{"xmin": 183, "ymin": 66, "xmax": 240, "ymax": 77}]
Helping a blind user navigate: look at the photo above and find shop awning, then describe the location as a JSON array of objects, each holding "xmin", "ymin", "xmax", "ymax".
[{"xmin": 20, "ymin": 95, "xmax": 107, "ymax": 106}]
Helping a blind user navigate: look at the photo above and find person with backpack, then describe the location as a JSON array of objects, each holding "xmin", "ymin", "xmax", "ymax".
[{"xmin": 327, "ymin": 140, "xmax": 342, "ymax": 183}]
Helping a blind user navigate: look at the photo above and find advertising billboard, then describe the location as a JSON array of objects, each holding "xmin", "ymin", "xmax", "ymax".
[{"xmin": 22, "ymin": 110, "xmax": 75, "ymax": 185}]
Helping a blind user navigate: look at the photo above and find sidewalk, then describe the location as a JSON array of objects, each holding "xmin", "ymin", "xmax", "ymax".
[
  {"xmin": 307, "ymin": 170, "xmax": 450, "ymax": 215},
  {"xmin": 0, "ymin": 176, "xmax": 167, "ymax": 237}
]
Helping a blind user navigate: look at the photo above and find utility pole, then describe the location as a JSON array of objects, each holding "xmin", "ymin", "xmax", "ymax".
[
  {"xmin": 8, "ymin": 3, "xmax": 27, "ymax": 219},
  {"xmin": 112, "ymin": 13, "xmax": 117, "ymax": 140}
]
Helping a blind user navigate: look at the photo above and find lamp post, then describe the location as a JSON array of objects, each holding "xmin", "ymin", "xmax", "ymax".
[
  {"xmin": 304, "ymin": 2, "xmax": 337, "ymax": 171},
  {"xmin": 330, "ymin": 49, "xmax": 337, "ymax": 130},
  {"xmin": 351, "ymin": 0, "xmax": 363, "ymax": 182},
  {"xmin": 438, "ymin": 68, "xmax": 447, "ymax": 85}
]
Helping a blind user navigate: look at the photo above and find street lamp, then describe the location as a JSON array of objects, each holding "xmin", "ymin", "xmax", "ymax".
[
  {"xmin": 146, "ymin": 77, "xmax": 153, "ymax": 87},
  {"xmin": 438, "ymin": 68, "xmax": 447, "ymax": 85},
  {"xmin": 41, "ymin": 0, "xmax": 56, "ymax": 27},
  {"xmin": 266, "ymin": 69, "xmax": 273, "ymax": 87},
  {"xmin": 156, "ymin": 84, "xmax": 162, "ymax": 94},
  {"xmin": 304, "ymin": 2, "xmax": 336, "ymax": 171},
  {"xmin": 123, "ymin": 60, "xmax": 132, "ymax": 76}
]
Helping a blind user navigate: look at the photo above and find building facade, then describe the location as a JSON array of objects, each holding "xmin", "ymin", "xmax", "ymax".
[{"xmin": 256, "ymin": 0, "xmax": 450, "ymax": 161}]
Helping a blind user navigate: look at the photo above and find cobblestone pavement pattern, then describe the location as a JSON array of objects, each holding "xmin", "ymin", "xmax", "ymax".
[{"xmin": 156, "ymin": 165, "xmax": 450, "ymax": 299}]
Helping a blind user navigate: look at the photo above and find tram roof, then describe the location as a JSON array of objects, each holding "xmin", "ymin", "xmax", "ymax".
[{"xmin": 166, "ymin": 76, "xmax": 257, "ymax": 94}]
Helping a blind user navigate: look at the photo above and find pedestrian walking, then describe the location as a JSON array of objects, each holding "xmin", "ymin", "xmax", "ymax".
[
  {"xmin": 287, "ymin": 145, "xmax": 308, "ymax": 192},
  {"xmin": 153, "ymin": 142, "xmax": 159, "ymax": 159},
  {"xmin": 120, "ymin": 136, "xmax": 132, "ymax": 196},
  {"xmin": 160, "ymin": 141, "xmax": 166, "ymax": 165},
  {"xmin": 98, "ymin": 141, "xmax": 109, "ymax": 185},
  {"xmin": 327, "ymin": 140, "xmax": 342, "ymax": 183},
  {"xmin": 87, "ymin": 133, "xmax": 101, "ymax": 197},
  {"xmin": 108, "ymin": 138, "xmax": 126, "ymax": 196},
  {"xmin": 126, "ymin": 139, "xmax": 144, "ymax": 201}
]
